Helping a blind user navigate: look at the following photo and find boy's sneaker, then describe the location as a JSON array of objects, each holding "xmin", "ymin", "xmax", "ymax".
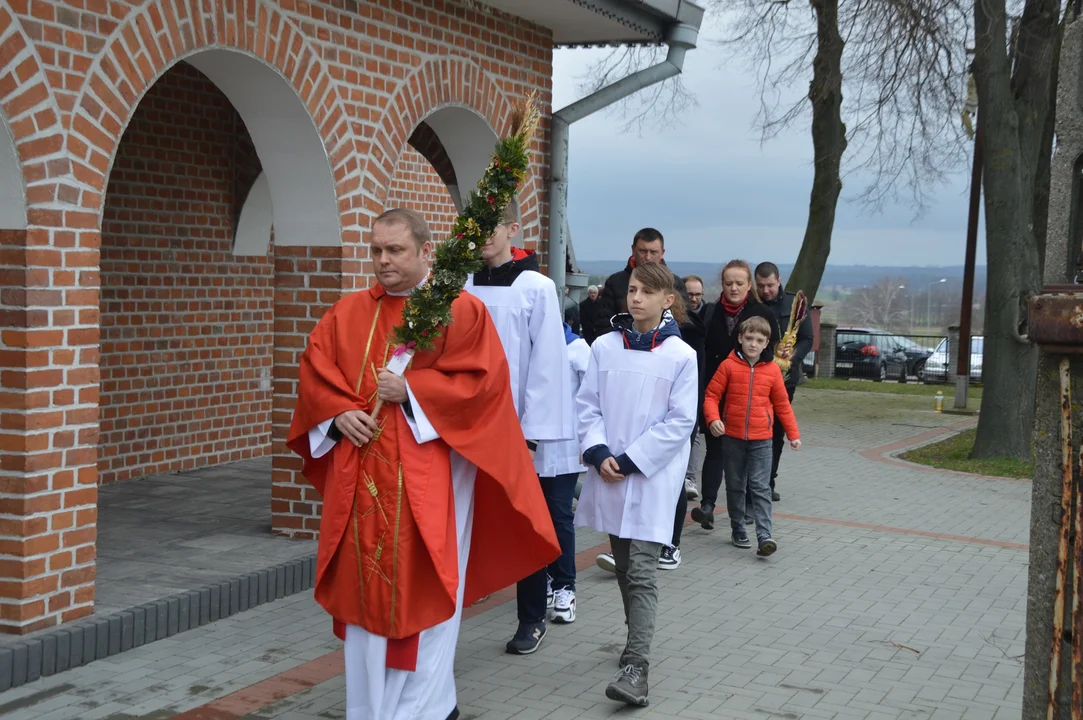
[
  {"xmin": 732, "ymin": 532, "xmax": 752, "ymax": 549},
  {"xmin": 606, "ymin": 662, "xmax": 649, "ymax": 706},
  {"xmin": 745, "ymin": 516, "xmax": 755, "ymax": 525},
  {"xmin": 505, "ymin": 621, "xmax": 546, "ymax": 654},
  {"xmin": 658, "ymin": 545, "xmax": 681, "ymax": 570},
  {"xmin": 596, "ymin": 552, "xmax": 617, "ymax": 574},
  {"xmin": 690, "ymin": 505, "xmax": 714, "ymax": 530},
  {"xmin": 772, "ymin": 490, "xmax": 781, "ymax": 502},
  {"xmin": 546, "ymin": 575, "xmax": 554, "ymax": 609},
  {"xmin": 551, "ymin": 588, "xmax": 576, "ymax": 623},
  {"xmin": 757, "ymin": 538, "xmax": 778, "ymax": 557},
  {"xmin": 684, "ymin": 477, "xmax": 700, "ymax": 501}
]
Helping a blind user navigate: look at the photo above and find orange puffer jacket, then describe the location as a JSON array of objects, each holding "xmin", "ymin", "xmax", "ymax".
[{"xmin": 703, "ymin": 350, "xmax": 800, "ymax": 441}]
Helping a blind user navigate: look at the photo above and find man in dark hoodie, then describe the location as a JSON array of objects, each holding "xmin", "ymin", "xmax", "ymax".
[
  {"xmin": 592, "ymin": 228, "xmax": 705, "ymax": 573},
  {"xmin": 754, "ymin": 262, "xmax": 814, "ymax": 502}
]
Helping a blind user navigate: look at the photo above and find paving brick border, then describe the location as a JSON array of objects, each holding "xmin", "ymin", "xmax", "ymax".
[{"xmin": 0, "ymin": 555, "xmax": 316, "ymax": 693}]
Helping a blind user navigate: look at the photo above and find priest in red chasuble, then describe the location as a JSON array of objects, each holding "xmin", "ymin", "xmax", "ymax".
[{"xmin": 287, "ymin": 208, "xmax": 560, "ymax": 720}]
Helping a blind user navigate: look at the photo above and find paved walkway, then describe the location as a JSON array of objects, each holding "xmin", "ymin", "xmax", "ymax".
[{"xmin": 0, "ymin": 389, "xmax": 1031, "ymax": 719}]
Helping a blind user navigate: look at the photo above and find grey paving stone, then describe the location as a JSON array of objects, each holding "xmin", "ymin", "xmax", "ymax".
[{"xmin": 0, "ymin": 392, "xmax": 1033, "ymax": 719}]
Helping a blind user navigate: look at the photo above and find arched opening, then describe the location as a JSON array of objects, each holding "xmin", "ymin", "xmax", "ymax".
[
  {"xmin": 387, "ymin": 107, "xmax": 503, "ymax": 243},
  {"xmin": 96, "ymin": 52, "xmax": 331, "ymax": 615}
]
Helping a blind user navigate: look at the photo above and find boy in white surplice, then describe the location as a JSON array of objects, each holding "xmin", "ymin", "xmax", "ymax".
[
  {"xmin": 574, "ymin": 262, "xmax": 698, "ymax": 707},
  {"xmin": 464, "ymin": 201, "xmax": 572, "ymax": 656}
]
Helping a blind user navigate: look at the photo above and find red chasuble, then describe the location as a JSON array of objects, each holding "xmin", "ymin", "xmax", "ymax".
[{"xmin": 286, "ymin": 284, "xmax": 559, "ymax": 669}]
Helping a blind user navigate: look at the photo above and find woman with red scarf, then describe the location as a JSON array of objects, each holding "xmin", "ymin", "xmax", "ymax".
[{"xmin": 690, "ymin": 259, "xmax": 780, "ymax": 531}]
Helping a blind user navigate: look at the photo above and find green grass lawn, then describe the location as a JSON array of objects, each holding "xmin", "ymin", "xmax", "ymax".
[
  {"xmin": 900, "ymin": 428, "xmax": 1033, "ymax": 479},
  {"xmin": 803, "ymin": 376, "xmax": 983, "ymax": 400}
]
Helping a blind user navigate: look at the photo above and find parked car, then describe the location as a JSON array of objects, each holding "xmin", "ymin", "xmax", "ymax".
[
  {"xmin": 834, "ymin": 328, "xmax": 911, "ymax": 382},
  {"xmin": 893, "ymin": 336, "xmax": 937, "ymax": 379},
  {"xmin": 922, "ymin": 336, "xmax": 983, "ymax": 384}
]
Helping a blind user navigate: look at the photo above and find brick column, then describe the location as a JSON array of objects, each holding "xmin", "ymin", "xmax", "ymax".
[
  {"xmin": 0, "ymin": 221, "xmax": 100, "ymax": 635},
  {"xmin": 271, "ymin": 246, "xmax": 343, "ymax": 539},
  {"xmin": 947, "ymin": 324, "xmax": 961, "ymax": 385},
  {"xmin": 818, "ymin": 322, "xmax": 837, "ymax": 379}
]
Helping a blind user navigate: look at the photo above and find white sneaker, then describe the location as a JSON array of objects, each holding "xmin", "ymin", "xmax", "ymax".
[
  {"xmin": 658, "ymin": 545, "xmax": 681, "ymax": 570},
  {"xmin": 684, "ymin": 478, "xmax": 700, "ymax": 501},
  {"xmin": 546, "ymin": 574, "xmax": 554, "ymax": 609},
  {"xmin": 596, "ymin": 552, "xmax": 617, "ymax": 574},
  {"xmin": 551, "ymin": 588, "xmax": 576, "ymax": 623}
]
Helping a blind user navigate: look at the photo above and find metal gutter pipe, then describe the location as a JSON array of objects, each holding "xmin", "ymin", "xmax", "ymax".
[{"xmin": 548, "ymin": 22, "xmax": 699, "ymax": 298}]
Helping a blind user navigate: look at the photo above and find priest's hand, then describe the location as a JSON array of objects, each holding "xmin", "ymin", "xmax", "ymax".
[
  {"xmin": 335, "ymin": 410, "xmax": 379, "ymax": 447},
  {"xmin": 377, "ymin": 369, "xmax": 408, "ymax": 404},
  {"xmin": 600, "ymin": 457, "xmax": 625, "ymax": 483}
]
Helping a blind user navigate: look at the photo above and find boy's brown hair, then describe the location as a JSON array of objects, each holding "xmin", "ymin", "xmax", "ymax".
[
  {"xmin": 738, "ymin": 315, "xmax": 771, "ymax": 340},
  {"xmin": 630, "ymin": 262, "xmax": 687, "ymax": 324}
]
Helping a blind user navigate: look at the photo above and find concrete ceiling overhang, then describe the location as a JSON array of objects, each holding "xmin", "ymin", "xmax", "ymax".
[{"xmin": 477, "ymin": 0, "xmax": 705, "ymax": 47}]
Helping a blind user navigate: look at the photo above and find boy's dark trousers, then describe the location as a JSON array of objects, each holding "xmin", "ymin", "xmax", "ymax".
[{"xmin": 517, "ymin": 473, "xmax": 578, "ymax": 623}]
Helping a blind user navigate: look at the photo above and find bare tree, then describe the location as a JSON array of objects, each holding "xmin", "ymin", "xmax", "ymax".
[
  {"xmin": 841, "ymin": 277, "xmax": 912, "ymax": 329},
  {"xmin": 580, "ymin": 1, "xmax": 972, "ymax": 302},
  {"xmin": 969, "ymin": 0, "xmax": 1062, "ymax": 462}
]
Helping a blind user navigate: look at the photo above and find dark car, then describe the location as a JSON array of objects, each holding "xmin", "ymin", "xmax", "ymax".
[
  {"xmin": 893, "ymin": 335, "xmax": 936, "ymax": 380},
  {"xmin": 834, "ymin": 328, "xmax": 910, "ymax": 382}
]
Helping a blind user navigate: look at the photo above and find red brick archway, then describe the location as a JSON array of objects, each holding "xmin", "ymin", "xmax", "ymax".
[
  {"xmin": 0, "ymin": 0, "xmax": 357, "ymax": 632},
  {"xmin": 0, "ymin": 5, "xmax": 66, "ymax": 217},
  {"xmin": 360, "ymin": 55, "xmax": 545, "ymax": 262}
]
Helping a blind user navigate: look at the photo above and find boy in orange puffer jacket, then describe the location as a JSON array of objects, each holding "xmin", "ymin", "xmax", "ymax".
[{"xmin": 702, "ymin": 315, "xmax": 801, "ymax": 556}]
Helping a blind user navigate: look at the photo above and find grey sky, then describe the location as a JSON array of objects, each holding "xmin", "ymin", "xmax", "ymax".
[{"xmin": 552, "ymin": 42, "xmax": 983, "ymax": 267}]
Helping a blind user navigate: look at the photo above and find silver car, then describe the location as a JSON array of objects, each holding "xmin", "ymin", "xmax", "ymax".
[{"xmin": 922, "ymin": 336, "xmax": 983, "ymax": 384}]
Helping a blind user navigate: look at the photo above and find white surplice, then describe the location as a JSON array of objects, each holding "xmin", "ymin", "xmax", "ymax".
[
  {"xmin": 533, "ymin": 336, "xmax": 590, "ymax": 477},
  {"xmin": 464, "ymin": 270, "xmax": 572, "ymax": 442},
  {"xmin": 573, "ymin": 331, "xmax": 698, "ymax": 545}
]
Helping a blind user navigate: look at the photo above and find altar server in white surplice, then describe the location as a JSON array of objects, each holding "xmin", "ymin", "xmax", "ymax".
[
  {"xmin": 464, "ymin": 200, "xmax": 572, "ymax": 656},
  {"xmin": 574, "ymin": 262, "xmax": 697, "ymax": 708}
]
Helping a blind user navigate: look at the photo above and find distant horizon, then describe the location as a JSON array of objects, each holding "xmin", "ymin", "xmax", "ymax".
[{"xmin": 576, "ymin": 259, "xmax": 988, "ymax": 269}]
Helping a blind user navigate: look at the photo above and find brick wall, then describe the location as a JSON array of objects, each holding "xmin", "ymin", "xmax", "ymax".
[
  {"xmin": 99, "ymin": 63, "xmax": 272, "ymax": 485},
  {"xmin": 0, "ymin": 0, "xmax": 555, "ymax": 633},
  {"xmin": 387, "ymin": 146, "xmax": 459, "ymax": 240}
]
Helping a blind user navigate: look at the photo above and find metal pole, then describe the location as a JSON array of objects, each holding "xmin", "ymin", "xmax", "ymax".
[
  {"xmin": 955, "ymin": 120, "xmax": 982, "ymax": 409},
  {"xmin": 1050, "ymin": 358, "xmax": 1074, "ymax": 719}
]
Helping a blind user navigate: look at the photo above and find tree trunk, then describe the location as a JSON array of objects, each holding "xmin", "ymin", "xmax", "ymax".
[
  {"xmin": 1032, "ymin": 9, "xmax": 1068, "ymax": 280},
  {"xmin": 786, "ymin": 0, "xmax": 846, "ymax": 303},
  {"xmin": 970, "ymin": 0, "xmax": 1058, "ymax": 462}
]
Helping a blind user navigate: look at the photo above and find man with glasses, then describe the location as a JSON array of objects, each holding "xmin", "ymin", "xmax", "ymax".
[{"xmin": 680, "ymin": 275, "xmax": 711, "ymax": 503}]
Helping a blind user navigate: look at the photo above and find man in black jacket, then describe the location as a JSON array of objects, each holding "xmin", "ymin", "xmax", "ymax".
[
  {"xmin": 755, "ymin": 262, "xmax": 814, "ymax": 502},
  {"xmin": 593, "ymin": 228, "xmax": 688, "ymax": 335},
  {"xmin": 578, "ymin": 285, "xmax": 603, "ymax": 344}
]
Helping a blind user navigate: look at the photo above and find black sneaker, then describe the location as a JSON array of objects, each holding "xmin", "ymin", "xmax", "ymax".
[
  {"xmin": 690, "ymin": 505, "xmax": 714, "ymax": 530},
  {"xmin": 745, "ymin": 516, "xmax": 755, "ymax": 525},
  {"xmin": 757, "ymin": 538, "xmax": 778, "ymax": 557},
  {"xmin": 658, "ymin": 545, "xmax": 681, "ymax": 570},
  {"xmin": 505, "ymin": 621, "xmax": 546, "ymax": 654},
  {"xmin": 772, "ymin": 491, "xmax": 781, "ymax": 502},
  {"xmin": 732, "ymin": 532, "xmax": 752, "ymax": 549},
  {"xmin": 606, "ymin": 662, "xmax": 649, "ymax": 706}
]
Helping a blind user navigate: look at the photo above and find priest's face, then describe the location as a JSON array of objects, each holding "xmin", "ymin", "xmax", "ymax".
[{"xmin": 371, "ymin": 221, "xmax": 432, "ymax": 293}]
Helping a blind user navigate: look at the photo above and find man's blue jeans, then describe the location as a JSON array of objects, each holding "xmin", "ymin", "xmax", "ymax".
[
  {"xmin": 722, "ymin": 437, "xmax": 773, "ymax": 541},
  {"xmin": 517, "ymin": 472, "xmax": 578, "ymax": 623}
]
